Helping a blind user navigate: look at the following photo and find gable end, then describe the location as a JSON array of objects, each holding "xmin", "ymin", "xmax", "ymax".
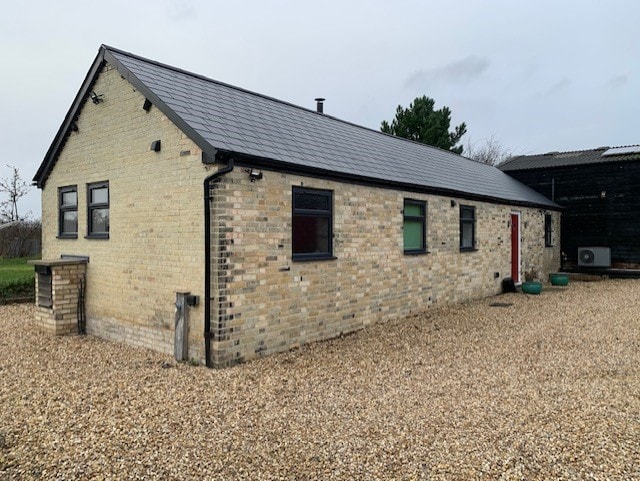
[{"xmin": 33, "ymin": 45, "xmax": 218, "ymax": 188}]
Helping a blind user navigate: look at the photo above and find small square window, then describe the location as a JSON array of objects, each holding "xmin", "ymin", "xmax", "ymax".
[
  {"xmin": 87, "ymin": 181, "xmax": 109, "ymax": 239},
  {"xmin": 460, "ymin": 205, "xmax": 476, "ymax": 251},
  {"xmin": 58, "ymin": 186, "xmax": 77, "ymax": 238},
  {"xmin": 404, "ymin": 199, "xmax": 426, "ymax": 254}
]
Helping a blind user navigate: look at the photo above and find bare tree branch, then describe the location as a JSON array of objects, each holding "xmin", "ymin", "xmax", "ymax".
[
  {"xmin": 465, "ymin": 135, "xmax": 513, "ymax": 166},
  {"xmin": 0, "ymin": 165, "xmax": 30, "ymax": 223}
]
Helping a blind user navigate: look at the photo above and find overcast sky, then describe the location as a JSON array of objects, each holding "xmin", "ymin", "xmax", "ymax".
[{"xmin": 1, "ymin": 0, "xmax": 638, "ymax": 219}]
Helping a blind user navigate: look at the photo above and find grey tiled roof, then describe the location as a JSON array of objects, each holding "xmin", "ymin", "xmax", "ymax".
[
  {"xmin": 500, "ymin": 146, "xmax": 640, "ymax": 171},
  {"xmin": 36, "ymin": 45, "xmax": 559, "ymax": 209}
]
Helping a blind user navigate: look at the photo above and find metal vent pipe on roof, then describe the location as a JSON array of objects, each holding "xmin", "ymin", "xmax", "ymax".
[{"xmin": 315, "ymin": 97, "xmax": 325, "ymax": 113}]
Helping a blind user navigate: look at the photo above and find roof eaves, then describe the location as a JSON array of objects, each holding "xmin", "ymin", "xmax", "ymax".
[{"xmin": 224, "ymin": 151, "xmax": 562, "ymax": 211}]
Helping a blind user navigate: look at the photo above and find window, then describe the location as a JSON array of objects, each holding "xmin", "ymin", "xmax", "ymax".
[
  {"xmin": 544, "ymin": 214, "xmax": 553, "ymax": 247},
  {"xmin": 403, "ymin": 199, "xmax": 426, "ymax": 254},
  {"xmin": 87, "ymin": 181, "xmax": 109, "ymax": 238},
  {"xmin": 292, "ymin": 187, "xmax": 333, "ymax": 260},
  {"xmin": 460, "ymin": 205, "xmax": 476, "ymax": 251},
  {"xmin": 58, "ymin": 186, "xmax": 78, "ymax": 238}
]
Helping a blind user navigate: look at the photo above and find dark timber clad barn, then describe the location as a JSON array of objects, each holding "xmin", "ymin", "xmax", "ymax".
[{"xmin": 500, "ymin": 146, "xmax": 640, "ymax": 271}]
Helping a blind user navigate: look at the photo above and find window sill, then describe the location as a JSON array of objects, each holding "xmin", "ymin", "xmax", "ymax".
[
  {"xmin": 85, "ymin": 233, "xmax": 109, "ymax": 240},
  {"xmin": 292, "ymin": 255, "xmax": 337, "ymax": 262},
  {"xmin": 460, "ymin": 247, "xmax": 478, "ymax": 252},
  {"xmin": 57, "ymin": 234, "xmax": 78, "ymax": 239},
  {"xmin": 404, "ymin": 249, "xmax": 429, "ymax": 256},
  {"xmin": 545, "ymin": 244, "xmax": 554, "ymax": 248}
]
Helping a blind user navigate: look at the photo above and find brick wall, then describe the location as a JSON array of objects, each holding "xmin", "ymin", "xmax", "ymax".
[
  {"xmin": 31, "ymin": 259, "xmax": 87, "ymax": 335},
  {"xmin": 41, "ymin": 64, "xmax": 210, "ymax": 359},
  {"xmin": 209, "ymin": 170, "xmax": 561, "ymax": 367}
]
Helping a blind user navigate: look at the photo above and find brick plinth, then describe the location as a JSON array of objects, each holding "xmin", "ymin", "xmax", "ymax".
[{"xmin": 29, "ymin": 259, "xmax": 88, "ymax": 335}]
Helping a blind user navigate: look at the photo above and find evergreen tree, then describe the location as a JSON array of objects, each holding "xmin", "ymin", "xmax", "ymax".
[{"xmin": 381, "ymin": 95, "xmax": 467, "ymax": 154}]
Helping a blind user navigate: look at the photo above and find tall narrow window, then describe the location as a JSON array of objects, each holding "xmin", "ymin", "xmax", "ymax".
[
  {"xmin": 403, "ymin": 199, "xmax": 426, "ymax": 254},
  {"xmin": 544, "ymin": 214, "xmax": 553, "ymax": 247},
  {"xmin": 292, "ymin": 187, "xmax": 333, "ymax": 260},
  {"xmin": 460, "ymin": 205, "xmax": 476, "ymax": 251},
  {"xmin": 36, "ymin": 265, "xmax": 52, "ymax": 308},
  {"xmin": 87, "ymin": 181, "xmax": 109, "ymax": 238},
  {"xmin": 58, "ymin": 186, "xmax": 77, "ymax": 238}
]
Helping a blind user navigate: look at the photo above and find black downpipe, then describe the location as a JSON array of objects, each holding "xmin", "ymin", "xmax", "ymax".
[
  {"xmin": 77, "ymin": 274, "xmax": 86, "ymax": 334},
  {"xmin": 204, "ymin": 158, "xmax": 234, "ymax": 368}
]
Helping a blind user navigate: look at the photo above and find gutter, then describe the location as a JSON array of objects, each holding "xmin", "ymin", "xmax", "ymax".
[
  {"xmin": 203, "ymin": 156, "xmax": 234, "ymax": 368},
  {"xmin": 220, "ymin": 151, "xmax": 561, "ymax": 212}
]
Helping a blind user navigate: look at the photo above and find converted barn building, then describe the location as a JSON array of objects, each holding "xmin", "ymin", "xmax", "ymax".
[
  {"xmin": 33, "ymin": 45, "xmax": 560, "ymax": 367},
  {"xmin": 500, "ymin": 146, "xmax": 640, "ymax": 272}
]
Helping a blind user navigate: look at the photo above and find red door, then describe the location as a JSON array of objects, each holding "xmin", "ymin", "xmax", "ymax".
[{"xmin": 510, "ymin": 213, "xmax": 519, "ymax": 282}]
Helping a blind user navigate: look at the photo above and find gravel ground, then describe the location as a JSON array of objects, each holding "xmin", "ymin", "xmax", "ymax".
[{"xmin": 1, "ymin": 280, "xmax": 639, "ymax": 480}]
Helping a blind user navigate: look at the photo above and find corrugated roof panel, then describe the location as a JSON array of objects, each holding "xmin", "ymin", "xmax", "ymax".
[{"xmin": 501, "ymin": 146, "xmax": 640, "ymax": 171}]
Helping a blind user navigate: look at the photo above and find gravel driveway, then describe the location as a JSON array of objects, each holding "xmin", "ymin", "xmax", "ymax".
[{"xmin": 1, "ymin": 279, "xmax": 639, "ymax": 480}]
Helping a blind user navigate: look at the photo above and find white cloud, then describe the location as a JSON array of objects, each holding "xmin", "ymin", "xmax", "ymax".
[
  {"xmin": 544, "ymin": 78, "xmax": 572, "ymax": 96},
  {"xmin": 604, "ymin": 74, "xmax": 629, "ymax": 89},
  {"xmin": 167, "ymin": 1, "xmax": 197, "ymax": 22},
  {"xmin": 403, "ymin": 56, "xmax": 490, "ymax": 90}
]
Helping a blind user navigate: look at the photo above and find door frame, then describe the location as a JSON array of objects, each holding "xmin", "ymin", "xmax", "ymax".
[{"xmin": 510, "ymin": 211, "xmax": 521, "ymax": 284}]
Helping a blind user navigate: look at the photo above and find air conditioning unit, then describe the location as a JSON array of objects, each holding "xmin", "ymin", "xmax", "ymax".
[{"xmin": 578, "ymin": 247, "xmax": 611, "ymax": 267}]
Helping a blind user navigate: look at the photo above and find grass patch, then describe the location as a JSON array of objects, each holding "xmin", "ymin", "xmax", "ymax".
[{"xmin": 0, "ymin": 257, "xmax": 37, "ymax": 302}]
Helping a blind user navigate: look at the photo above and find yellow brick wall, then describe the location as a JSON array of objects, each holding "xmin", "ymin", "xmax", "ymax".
[
  {"xmin": 41, "ymin": 64, "xmax": 213, "ymax": 359},
  {"xmin": 210, "ymin": 170, "xmax": 561, "ymax": 366}
]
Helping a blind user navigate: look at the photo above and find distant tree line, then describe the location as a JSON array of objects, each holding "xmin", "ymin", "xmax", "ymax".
[{"xmin": 0, "ymin": 221, "xmax": 41, "ymax": 258}]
